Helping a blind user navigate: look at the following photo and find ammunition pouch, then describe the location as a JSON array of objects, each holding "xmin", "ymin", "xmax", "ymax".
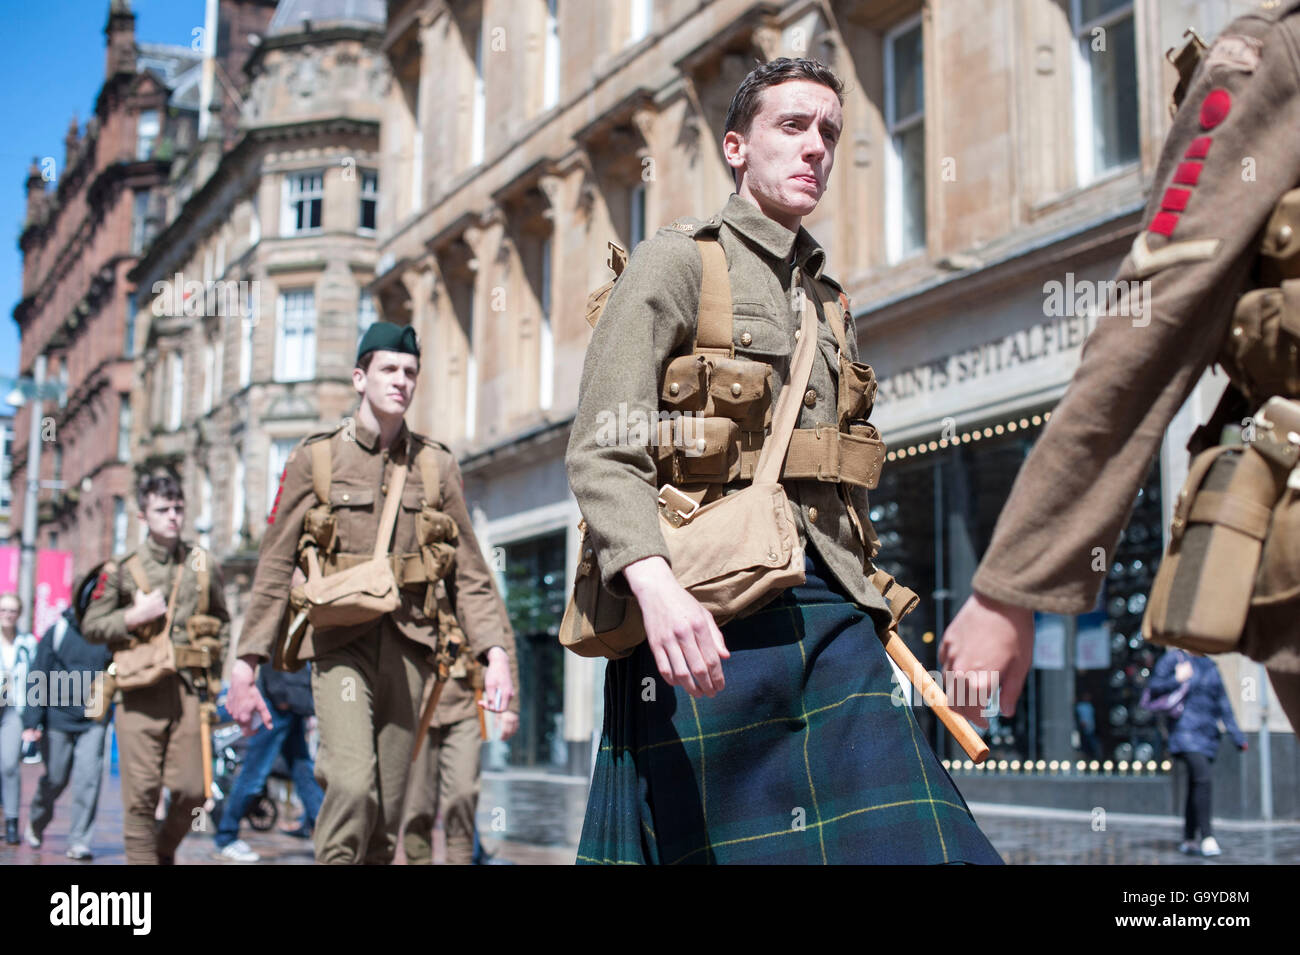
[
  {"xmin": 1222, "ymin": 279, "xmax": 1300, "ymax": 405},
  {"xmin": 1143, "ymin": 397, "xmax": 1300, "ymax": 657}
]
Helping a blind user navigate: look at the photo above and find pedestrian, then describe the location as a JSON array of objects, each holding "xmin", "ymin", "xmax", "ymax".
[
  {"xmin": 1146, "ymin": 649, "xmax": 1247, "ymax": 856},
  {"xmin": 82, "ymin": 469, "xmax": 232, "ymax": 864},
  {"xmin": 565, "ymin": 57, "xmax": 1001, "ymax": 864},
  {"xmin": 940, "ymin": 3, "xmax": 1300, "ymax": 740},
  {"xmin": 0, "ymin": 593, "xmax": 37, "ymax": 846},
  {"xmin": 402, "ymin": 652, "xmax": 519, "ymax": 865},
  {"xmin": 213, "ymin": 663, "xmax": 322, "ymax": 863},
  {"xmin": 226, "ymin": 322, "xmax": 518, "ymax": 865},
  {"xmin": 22, "ymin": 566, "xmax": 114, "ymax": 860}
]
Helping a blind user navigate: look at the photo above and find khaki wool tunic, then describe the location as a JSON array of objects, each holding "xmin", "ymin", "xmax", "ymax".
[{"xmin": 566, "ymin": 193, "xmax": 891, "ymax": 626}]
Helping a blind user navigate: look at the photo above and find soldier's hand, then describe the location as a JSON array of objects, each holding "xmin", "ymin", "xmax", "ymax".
[
  {"xmin": 21, "ymin": 728, "xmax": 40, "ymax": 745},
  {"xmin": 938, "ymin": 593, "xmax": 1034, "ymax": 729},
  {"xmin": 481, "ymin": 647, "xmax": 514, "ymax": 715},
  {"xmin": 498, "ymin": 711, "xmax": 520, "ymax": 741},
  {"xmin": 624, "ymin": 556, "xmax": 730, "ymax": 699},
  {"xmin": 123, "ymin": 588, "xmax": 167, "ymax": 631},
  {"xmin": 227, "ymin": 657, "xmax": 273, "ymax": 736}
]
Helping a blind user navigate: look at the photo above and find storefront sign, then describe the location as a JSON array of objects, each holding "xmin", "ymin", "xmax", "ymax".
[{"xmin": 877, "ymin": 311, "xmax": 1096, "ymax": 406}]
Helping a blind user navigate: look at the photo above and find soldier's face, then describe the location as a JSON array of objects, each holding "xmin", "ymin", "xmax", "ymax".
[
  {"xmin": 354, "ymin": 350, "xmax": 419, "ymax": 419},
  {"xmin": 140, "ymin": 494, "xmax": 184, "ymax": 544},
  {"xmin": 725, "ymin": 79, "xmax": 842, "ymax": 232}
]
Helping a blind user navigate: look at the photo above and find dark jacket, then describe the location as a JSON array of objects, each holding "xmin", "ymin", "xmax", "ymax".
[
  {"xmin": 1147, "ymin": 650, "xmax": 1247, "ymax": 759},
  {"xmin": 258, "ymin": 664, "xmax": 314, "ymax": 718},
  {"xmin": 22, "ymin": 608, "xmax": 113, "ymax": 734}
]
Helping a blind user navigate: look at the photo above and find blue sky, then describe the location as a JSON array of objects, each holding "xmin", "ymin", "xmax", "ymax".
[{"xmin": 1, "ymin": 0, "xmax": 205, "ymax": 381}]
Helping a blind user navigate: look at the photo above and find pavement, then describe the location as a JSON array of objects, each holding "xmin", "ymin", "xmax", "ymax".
[{"xmin": 6, "ymin": 760, "xmax": 1300, "ymax": 865}]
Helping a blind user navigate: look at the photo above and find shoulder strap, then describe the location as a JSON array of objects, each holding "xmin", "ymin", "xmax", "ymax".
[
  {"xmin": 811, "ymin": 278, "xmax": 848, "ymax": 354},
  {"xmin": 124, "ymin": 555, "xmax": 150, "ymax": 594},
  {"xmin": 310, "ymin": 439, "xmax": 331, "ymax": 504},
  {"xmin": 373, "ymin": 464, "xmax": 408, "ymax": 560},
  {"xmin": 415, "ymin": 442, "xmax": 441, "ymax": 508},
  {"xmin": 693, "ymin": 238, "xmax": 733, "ymax": 357},
  {"xmin": 192, "ymin": 547, "xmax": 210, "ymax": 616},
  {"xmin": 754, "ymin": 295, "xmax": 819, "ymax": 484}
]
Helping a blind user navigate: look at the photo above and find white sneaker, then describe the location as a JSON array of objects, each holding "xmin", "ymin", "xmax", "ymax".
[
  {"xmin": 216, "ymin": 839, "xmax": 260, "ymax": 863},
  {"xmin": 66, "ymin": 844, "xmax": 92, "ymax": 861},
  {"xmin": 1200, "ymin": 836, "xmax": 1222, "ymax": 857},
  {"xmin": 24, "ymin": 824, "xmax": 41, "ymax": 849}
]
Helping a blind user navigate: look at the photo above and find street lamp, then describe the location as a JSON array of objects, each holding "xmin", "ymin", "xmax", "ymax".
[{"xmin": 2, "ymin": 357, "xmax": 67, "ymax": 636}]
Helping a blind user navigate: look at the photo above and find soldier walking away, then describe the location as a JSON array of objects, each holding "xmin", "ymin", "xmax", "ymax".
[
  {"xmin": 940, "ymin": 1, "xmax": 1300, "ymax": 743},
  {"xmin": 566, "ymin": 58, "xmax": 1001, "ymax": 864},
  {"xmin": 227, "ymin": 322, "xmax": 518, "ymax": 865},
  {"xmin": 82, "ymin": 470, "xmax": 231, "ymax": 864}
]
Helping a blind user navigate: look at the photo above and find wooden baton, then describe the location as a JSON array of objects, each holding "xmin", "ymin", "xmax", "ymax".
[{"xmin": 882, "ymin": 630, "xmax": 990, "ymax": 764}]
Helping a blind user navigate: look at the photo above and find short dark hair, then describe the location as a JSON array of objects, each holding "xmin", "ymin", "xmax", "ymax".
[
  {"xmin": 137, "ymin": 468, "xmax": 184, "ymax": 512},
  {"xmin": 356, "ymin": 350, "xmax": 421, "ymax": 374},
  {"xmin": 724, "ymin": 57, "xmax": 845, "ymax": 137}
]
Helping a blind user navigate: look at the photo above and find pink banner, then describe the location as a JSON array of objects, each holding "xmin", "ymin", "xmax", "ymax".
[{"xmin": 0, "ymin": 546, "xmax": 73, "ymax": 639}]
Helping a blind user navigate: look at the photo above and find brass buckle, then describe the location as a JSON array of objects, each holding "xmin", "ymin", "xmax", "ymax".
[
  {"xmin": 658, "ymin": 484, "xmax": 700, "ymax": 527},
  {"xmin": 1249, "ymin": 397, "xmax": 1300, "ymax": 471}
]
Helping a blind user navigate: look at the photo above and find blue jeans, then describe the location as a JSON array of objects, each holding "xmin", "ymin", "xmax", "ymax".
[{"xmin": 214, "ymin": 706, "xmax": 323, "ymax": 848}]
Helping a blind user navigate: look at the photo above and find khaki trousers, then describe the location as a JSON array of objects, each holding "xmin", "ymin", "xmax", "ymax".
[
  {"xmin": 311, "ymin": 621, "xmax": 431, "ymax": 865},
  {"xmin": 402, "ymin": 712, "xmax": 483, "ymax": 865},
  {"xmin": 115, "ymin": 674, "xmax": 204, "ymax": 865}
]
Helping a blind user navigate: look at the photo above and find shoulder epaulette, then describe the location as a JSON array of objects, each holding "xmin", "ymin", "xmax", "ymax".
[
  {"xmin": 304, "ymin": 425, "xmax": 344, "ymax": 445},
  {"xmin": 410, "ymin": 432, "xmax": 451, "ymax": 455},
  {"xmin": 662, "ymin": 214, "xmax": 723, "ymax": 239}
]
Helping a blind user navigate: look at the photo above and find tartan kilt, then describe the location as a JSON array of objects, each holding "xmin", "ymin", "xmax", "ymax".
[{"xmin": 576, "ymin": 556, "xmax": 1003, "ymax": 865}]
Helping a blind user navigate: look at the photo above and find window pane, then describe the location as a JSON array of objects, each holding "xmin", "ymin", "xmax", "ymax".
[
  {"xmin": 308, "ymin": 198, "xmax": 322, "ymax": 230},
  {"xmin": 890, "ymin": 22, "xmax": 924, "ymax": 123},
  {"xmin": 1087, "ymin": 14, "xmax": 1139, "ymax": 173},
  {"xmin": 897, "ymin": 124, "xmax": 926, "ymax": 256},
  {"xmin": 1077, "ymin": 0, "xmax": 1129, "ymax": 27}
]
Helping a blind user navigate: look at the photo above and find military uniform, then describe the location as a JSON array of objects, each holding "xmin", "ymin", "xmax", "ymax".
[
  {"xmin": 400, "ymin": 645, "xmax": 519, "ymax": 865},
  {"xmin": 81, "ymin": 537, "xmax": 231, "ymax": 864},
  {"xmin": 972, "ymin": 1, "xmax": 1300, "ymax": 734},
  {"xmin": 238, "ymin": 418, "xmax": 516, "ymax": 865},
  {"xmin": 565, "ymin": 194, "xmax": 1001, "ymax": 864}
]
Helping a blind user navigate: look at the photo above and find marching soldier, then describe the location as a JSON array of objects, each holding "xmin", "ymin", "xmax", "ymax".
[
  {"xmin": 565, "ymin": 57, "xmax": 1000, "ymax": 863},
  {"xmin": 940, "ymin": 1, "xmax": 1300, "ymax": 739},
  {"xmin": 401, "ymin": 648, "xmax": 519, "ymax": 866},
  {"xmin": 82, "ymin": 469, "xmax": 231, "ymax": 865},
  {"xmin": 226, "ymin": 322, "xmax": 517, "ymax": 865}
]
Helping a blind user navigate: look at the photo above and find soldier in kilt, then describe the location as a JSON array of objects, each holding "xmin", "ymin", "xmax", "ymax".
[{"xmin": 566, "ymin": 58, "xmax": 1001, "ymax": 865}]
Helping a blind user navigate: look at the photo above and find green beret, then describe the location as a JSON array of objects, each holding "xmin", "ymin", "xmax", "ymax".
[{"xmin": 357, "ymin": 321, "xmax": 420, "ymax": 362}]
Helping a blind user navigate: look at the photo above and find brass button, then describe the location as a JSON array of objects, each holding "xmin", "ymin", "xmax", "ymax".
[
  {"xmin": 808, "ymin": 506, "xmax": 819, "ymax": 523},
  {"xmin": 730, "ymin": 382, "xmax": 742, "ymax": 397},
  {"xmin": 381, "ymin": 484, "xmax": 388, "ymax": 494},
  {"xmin": 1232, "ymin": 325, "xmax": 1243, "ymax": 337},
  {"xmin": 803, "ymin": 389, "xmax": 817, "ymax": 408},
  {"xmin": 669, "ymin": 382, "xmax": 680, "ymax": 396},
  {"xmin": 740, "ymin": 332, "xmax": 753, "ymax": 347},
  {"xmin": 1280, "ymin": 224, "xmax": 1295, "ymax": 244},
  {"xmin": 341, "ymin": 493, "xmax": 350, "ymax": 502},
  {"xmin": 695, "ymin": 438, "xmax": 707, "ymax": 452},
  {"xmin": 794, "ymin": 328, "xmax": 802, "ymax": 341}
]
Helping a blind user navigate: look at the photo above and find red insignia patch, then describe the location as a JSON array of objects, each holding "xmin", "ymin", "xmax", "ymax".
[
  {"xmin": 1199, "ymin": 89, "xmax": 1231, "ymax": 130},
  {"xmin": 1149, "ymin": 212, "xmax": 1180, "ymax": 238},
  {"xmin": 1184, "ymin": 136, "xmax": 1213, "ymax": 159},
  {"xmin": 1172, "ymin": 161, "xmax": 1203, "ymax": 186},
  {"xmin": 91, "ymin": 571, "xmax": 108, "ymax": 602},
  {"xmin": 1161, "ymin": 188, "xmax": 1192, "ymax": 212}
]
